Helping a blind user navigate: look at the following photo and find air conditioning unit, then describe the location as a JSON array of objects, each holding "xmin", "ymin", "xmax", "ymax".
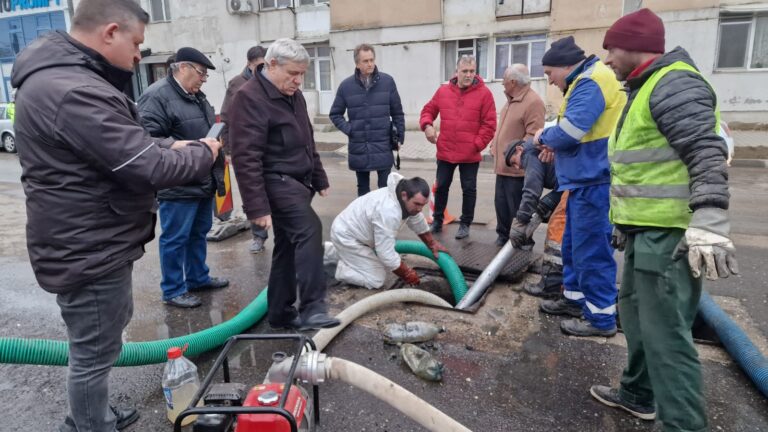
[{"xmin": 227, "ymin": 0, "xmax": 254, "ymax": 14}]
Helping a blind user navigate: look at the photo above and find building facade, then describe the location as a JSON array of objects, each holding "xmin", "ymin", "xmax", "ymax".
[
  {"xmin": 0, "ymin": 0, "xmax": 72, "ymax": 103},
  {"xmin": 58, "ymin": 0, "xmax": 767, "ymax": 128}
]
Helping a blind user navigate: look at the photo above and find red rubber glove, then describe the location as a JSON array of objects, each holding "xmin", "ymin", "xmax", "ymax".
[
  {"xmin": 418, "ymin": 232, "xmax": 449, "ymax": 259},
  {"xmin": 392, "ymin": 262, "xmax": 420, "ymax": 286}
]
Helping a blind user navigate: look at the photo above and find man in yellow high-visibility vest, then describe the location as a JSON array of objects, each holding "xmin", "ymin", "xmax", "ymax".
[
  {"xmin": 590, "ymin": 9, "xmax": 739, "ymax": 432},
  {"xmin": 533, "ymin": 36, "xmax": 625, "ymax": 338}
]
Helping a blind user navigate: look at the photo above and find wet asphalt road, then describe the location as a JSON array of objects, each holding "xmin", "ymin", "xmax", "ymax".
[{"xmin": 0, "ymin": 153, "xmax": 766, "ymax": 431}]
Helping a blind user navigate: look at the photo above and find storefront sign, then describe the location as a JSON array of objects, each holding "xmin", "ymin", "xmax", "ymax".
[{"xmin": 0, "ymin": 0, "xmax": 61, "ymax": 13}]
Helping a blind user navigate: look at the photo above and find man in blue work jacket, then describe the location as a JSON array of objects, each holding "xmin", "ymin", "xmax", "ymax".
[{"xmin": 533, "ymin": 36, "xmax": 626, "ymax": 337}]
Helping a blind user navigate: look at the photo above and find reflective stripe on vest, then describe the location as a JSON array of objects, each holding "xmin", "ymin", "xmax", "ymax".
[
  {"xmin": 557, "ymin": 60, "xmax": 626, "ymax": 144},
  {"xmin": 608, "ymin": 61, "xmax": 720, "ymax": 229}
]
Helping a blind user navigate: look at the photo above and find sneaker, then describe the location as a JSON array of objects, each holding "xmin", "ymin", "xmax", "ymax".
[
  {"xmin": 250, "ymin": 237, "xmax": 266, "ymax": 254},
  {"xmin": 455, "ymin": 223, "xmax": 470, "ymax": 239},
  {"xmin": 524, "ymin": 280, "xmax": 562, "ymax": 299},
  {"xmin": 112, "ymin": 405, "xmax": 140, "ymax": 430},
  {"xmin": 299, "ymin": 313, "xmax": 341, "ymax": 331},
  {"xmin": 590, "ymin": 385, "xmax": 656, "ymax": 420},
  {"xmin": 494, "ymin": 236, "xmax": 508, "ymax": 247},
  {"xmin": 163, "ymin": 293, "xmax": 202, "ymax": 308},
  {"xmin": 430, "ymin": 221, "xmax": 443, "ymax": 233},
  {"xmin": 539, "ymin": 298, "xmax": 582, "ymax": 317},
  {"xmin": 188, "ymin": 277, "xmax": 229, "ymax": 292},
  {"xmin": 561, "ymin": 318, "xmax": 617, "ymax": 337}
]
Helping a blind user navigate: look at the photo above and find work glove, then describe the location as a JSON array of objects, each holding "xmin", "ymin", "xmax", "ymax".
[
  {"xmin": 418, "ymin": 232, "xmax": 449, "ymax": 259},
  {"xmin": 611, "ymin": 227, "xmax": 627, "ymax": 252},
  {"xmin": 509, "ymin": 215, "xmax": 542, "ymax": 248},
  {"xmin": 393, "ymin": 262, "xmax": 421, "ymax": 286},
  {"xmin": 672, "ymin": 208, "xmax": 739, "ymax": 280},
  {"xmin": 535, "ymin": 191, "xmax": 562, "ymax": 223}
]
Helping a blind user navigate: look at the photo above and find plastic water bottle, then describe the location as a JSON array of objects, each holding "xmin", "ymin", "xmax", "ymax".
[{"xmin": 162, "ymin": 346, "xmax": 201, "ymax": 426}]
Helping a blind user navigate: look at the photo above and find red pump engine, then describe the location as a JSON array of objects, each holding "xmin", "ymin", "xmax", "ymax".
[{"xmin": 235, "ymin": 383, "xmax": 313, "ymax": 432}]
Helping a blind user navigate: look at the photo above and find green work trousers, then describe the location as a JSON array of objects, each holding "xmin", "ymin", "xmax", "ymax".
[{"xmin": 618, "ymin": 229, "xmax": 707, "ymax": 432}]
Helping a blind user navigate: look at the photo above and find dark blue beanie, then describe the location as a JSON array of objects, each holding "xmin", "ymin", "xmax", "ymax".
[{"xmin": 542, "ymin": 36, "xmax": 586, "ymax": 67}]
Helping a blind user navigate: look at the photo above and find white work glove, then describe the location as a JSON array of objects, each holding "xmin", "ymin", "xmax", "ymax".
[{"xmin": 672, "ymin": 208, "xmax": 739, "ymax": 280}]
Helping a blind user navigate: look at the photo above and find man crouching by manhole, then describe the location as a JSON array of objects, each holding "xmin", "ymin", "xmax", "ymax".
[{"xmin": 324, "ymin": 174, "xmax": 449, "ymax": 289}]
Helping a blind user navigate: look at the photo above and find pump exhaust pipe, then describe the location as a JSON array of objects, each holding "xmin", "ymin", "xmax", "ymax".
[{"xmin": 454, "ymin": 241, "xmax": 517, "ymax": 310}]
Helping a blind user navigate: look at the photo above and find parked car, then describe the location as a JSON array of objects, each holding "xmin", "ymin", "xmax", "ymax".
[{"xmin": 0, "ymin": 103, "xmax": 15, "ymax": 153}]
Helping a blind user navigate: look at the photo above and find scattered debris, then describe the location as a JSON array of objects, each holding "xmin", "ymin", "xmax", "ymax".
[
  {"xmin": 383, "ymin": 321, "xmax": 444, "ymax": 344},
  {"xmin": 400, "ymin": 343, "xmax": 444, "ymax": 382}
]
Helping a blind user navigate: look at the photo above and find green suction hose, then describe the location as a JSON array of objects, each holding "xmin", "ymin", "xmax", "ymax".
[
  {"xmin": 393, "ymin": 240, "xmax": 468, "ymax": 303},
  {"xmin": 0, "ymin": 240, "xmax": 467, "ymax": 367}
]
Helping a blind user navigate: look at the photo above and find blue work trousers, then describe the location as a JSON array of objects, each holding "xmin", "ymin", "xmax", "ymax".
[
  {"xmin": 158, "ymin": 198, "xmax": 213, "ymax": 300},
  {"xmin": 561, "ymin": 184, "xmax": 617, "ymax": 329}
]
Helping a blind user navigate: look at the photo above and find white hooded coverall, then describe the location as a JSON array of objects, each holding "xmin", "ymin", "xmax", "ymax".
[{"xmin": 329, "ymin": 172, "xmax": 429, "ymax": 289}]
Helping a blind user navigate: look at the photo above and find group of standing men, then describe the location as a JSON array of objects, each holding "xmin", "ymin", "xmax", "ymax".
[
  {"xmin": 324, "ymin": 8, "xmax": 740, "ymax": 432},
  {"xmin": 9, "ymin": 0, "xmax": 741, "ymax": 430}
]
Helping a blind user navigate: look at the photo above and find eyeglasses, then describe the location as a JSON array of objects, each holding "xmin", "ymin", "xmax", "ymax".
[{"xmin": 184, "ymin": 62, "xmax": 209, "ymax": 78}]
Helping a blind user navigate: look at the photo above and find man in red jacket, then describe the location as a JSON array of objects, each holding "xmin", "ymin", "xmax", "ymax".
[{"xmin": 420, "ymin": 55, "xmax": 497, "ymax": 239}]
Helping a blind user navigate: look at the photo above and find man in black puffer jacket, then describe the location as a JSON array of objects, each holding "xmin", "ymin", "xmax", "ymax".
[
  {"xmin": 330, "ymin": 43, "xmax": 405, "ymax": 196},
  {"xmin": 138, "ymin": 47, "xmax": 229, "ymax": 309}
]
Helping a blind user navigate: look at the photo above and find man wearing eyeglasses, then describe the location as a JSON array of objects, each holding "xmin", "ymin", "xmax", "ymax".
[{"xmin": 138, "ymin": 47, "xmax": 229, "ymax": 309}]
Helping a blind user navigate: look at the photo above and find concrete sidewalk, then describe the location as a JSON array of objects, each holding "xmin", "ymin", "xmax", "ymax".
[{"xmin": 315, "ymin": 130, "xmax": 454, "ymax": 161}]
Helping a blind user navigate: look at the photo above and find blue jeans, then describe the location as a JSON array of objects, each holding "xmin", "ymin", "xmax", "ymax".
[
  {"xmin": 561, "ymin": 184, "xmax": 617, "ymax": 329},
  {"xmin": 158, "ymin": 198, "xmax": 213, "ymax": 300}
]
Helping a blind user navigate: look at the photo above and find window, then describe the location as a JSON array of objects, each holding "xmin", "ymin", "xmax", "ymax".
[
  {"xmin": 303, "ymin": 46, "xmax": 332, "ymax": 91},
  {"xmin": 261, "ymin": 0, "xmax": 291, "ymax": 9},
  {"xmin": 717, "ymin": 14, "xmax": 768, "ymax": 70},
  {"xmin": 623, "ymin": 0, "xmax": 643, "ymax": 16},
  {"xmin": 149, "ymin": 0, "xmax": 171, "ymax": 22},
  {"xmin": 9, "ymin": 19, "xmax": 23, "ymax": 55},
  {"xmin": 299, "ymin": 0, "xmax": 328, "ymax": 5},
  {"xmin": 443, "ymin": 39, "xmax": 488, "ymax": 81},
  {"xmin": 494, "ymin": 34, "xmax": 546, "ymax": 79},
  {"xmin": 496, "ymin": 0, "xmax": 551, "ymax": 18}
]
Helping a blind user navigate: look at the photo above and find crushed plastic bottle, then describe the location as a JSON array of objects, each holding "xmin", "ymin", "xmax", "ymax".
[
  {"xmin": 383, "ymin": 321, "xmax": 443, "ymax": 344},
  {"xmin": 400, "ymin": 343, "xmax": 444, "ymax": 382}
]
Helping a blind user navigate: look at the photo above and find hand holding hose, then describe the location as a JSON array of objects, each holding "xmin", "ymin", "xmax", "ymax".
[
  {"xmin": 393, "ymin": 262, "xmax": 420, "ymax": 286},
  {"xmin": 418, "ymin": 232, "xmax": 448, "ymax": 259}
]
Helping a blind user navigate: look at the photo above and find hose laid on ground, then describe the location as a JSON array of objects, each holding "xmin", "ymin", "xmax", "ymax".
[
  {"xmin": 698, "ymin": 291, "xmax": 768, "ymax": 398},
  {"xmin": 312, "ymin": 289, "xmax": 452, "ymax": 352},
  {"xmin": 0, "ymin": 289, "xmax": 269, "ymax": 367},
  {"xmin": 0, "ymin": 241, "xmax": 465, "ymax": 366},
  {"xmin": 326, "ymin": 357, "xmax": 472, "ymax": 432}
]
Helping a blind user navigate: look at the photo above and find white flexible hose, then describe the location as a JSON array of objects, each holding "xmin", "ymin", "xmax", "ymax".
[
  {"xmin": 311, "ymin": 289, "xmax": 452, "ymax": 352},
  {"xmin": 326, "ymin": 357, "xmax": 473, "ymax": 432}
]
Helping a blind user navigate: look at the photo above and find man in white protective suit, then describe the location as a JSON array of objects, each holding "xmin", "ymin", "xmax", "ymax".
[{"xmin": 325, "ymin": 173, "xmax": 449, "ymax": 289}]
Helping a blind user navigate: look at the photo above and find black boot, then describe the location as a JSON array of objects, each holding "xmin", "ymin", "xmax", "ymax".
[{"xmin": 524, "ymin": 280, "xmax": 562, "ymax": 299}]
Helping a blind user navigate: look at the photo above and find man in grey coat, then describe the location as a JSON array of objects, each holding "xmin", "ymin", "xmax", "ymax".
[{"xmin": 11, "ymin": 0, "xmax": 221, "ymax": 430}]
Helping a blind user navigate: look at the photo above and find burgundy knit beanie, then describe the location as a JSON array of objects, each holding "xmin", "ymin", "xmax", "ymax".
[{"xmin": 603, "ymin": 8, "xmax": 665, "ymax": 54}]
